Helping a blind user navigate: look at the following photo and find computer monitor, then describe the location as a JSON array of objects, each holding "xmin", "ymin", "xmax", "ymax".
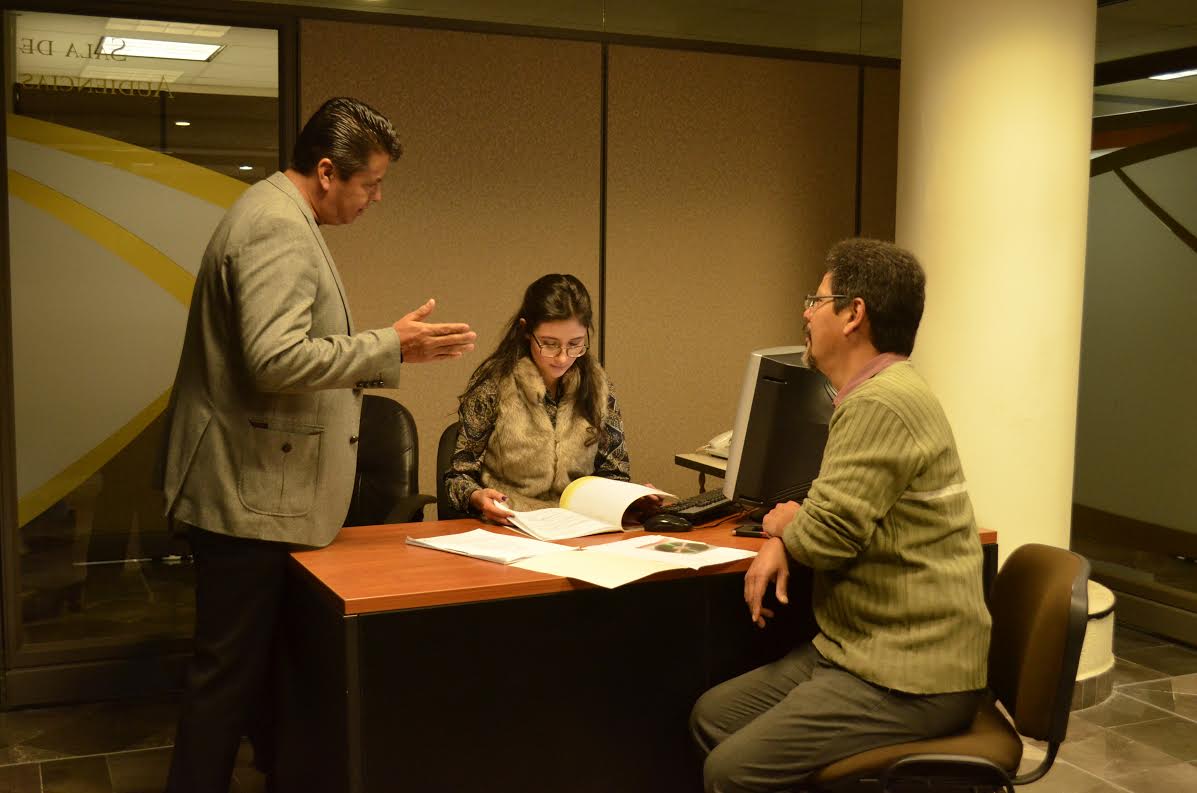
[{"xmin": 722, "ymin": 345, "xmax": 835, "ymax": 510}]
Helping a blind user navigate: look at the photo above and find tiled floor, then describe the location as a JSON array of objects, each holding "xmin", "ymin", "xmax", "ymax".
[
  {"xmin": 1019, "ymin": 625, "xmax": 1197, "ymax": 793},
  {"xmin": 0, "ymin": 697, "xmax": 266, "ymax": 793},
  {"xmin": 0, "ymin": 625, "xmax": 1194, "ymax": 792}
]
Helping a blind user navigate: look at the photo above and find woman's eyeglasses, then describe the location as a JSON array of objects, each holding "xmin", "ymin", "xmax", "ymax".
[{"xmin": 532, "ymin": 335, "xmax": 589, "ymax": 358}]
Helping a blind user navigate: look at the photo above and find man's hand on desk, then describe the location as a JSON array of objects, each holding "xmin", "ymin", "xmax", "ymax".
[
  {"xmin": 744, "ymin": 537, "xmax": 789, "ymax": 628},
  {"xmin": 762, "ymin": 500, "xmax": 800, "ymax": 538}
]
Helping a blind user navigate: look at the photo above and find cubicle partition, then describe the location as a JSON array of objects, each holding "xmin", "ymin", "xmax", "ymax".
[
  {"xmin": 301, "ymin": 20, "xmax": 604, "ymax": 486},
  {"xmin": 300, "ymin": 19, "xmax": 900, "ymax": 500}
]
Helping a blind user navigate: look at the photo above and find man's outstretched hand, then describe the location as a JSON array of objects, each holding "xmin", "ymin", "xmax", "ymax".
[{"xmin": 394, "ymin": 298, "xmax": 476, "ymax": 362}]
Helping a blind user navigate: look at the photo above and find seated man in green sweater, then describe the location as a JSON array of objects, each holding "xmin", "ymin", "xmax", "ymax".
[{"xmin": 690, "ymin": 238, "xmax": 991, "ymax": 793}]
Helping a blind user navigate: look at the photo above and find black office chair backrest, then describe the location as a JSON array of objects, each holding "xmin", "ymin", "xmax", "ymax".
[
  {"xmin": 436, "ymin": 421, "xmax": 465, "ymax": 521},
  {"xmin": 988, "ymin": 543, "xmax": 1090, "ymax": 744},
  {"xmin": 345, "ymin": 394, "xmax": 427, "ymax": 527}
]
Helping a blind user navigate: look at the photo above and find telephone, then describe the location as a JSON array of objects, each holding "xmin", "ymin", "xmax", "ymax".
[{"xmin": 701, "ymin": 430, "xmax": 733, "ymax": 459}]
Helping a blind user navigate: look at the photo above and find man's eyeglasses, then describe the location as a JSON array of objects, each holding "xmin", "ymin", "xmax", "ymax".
[
  {"xmin": 803, "ymin": 294, "xmax": 847, "ymax": 311},
  {"xmin": 532, "ymin": 334, "xmax": 589, "ymax": 358}
]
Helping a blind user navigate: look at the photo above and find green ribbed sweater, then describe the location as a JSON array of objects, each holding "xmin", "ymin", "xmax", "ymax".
[{"xmin": 783, "ymin": 361, "xmax": 990, "ymax": 694}]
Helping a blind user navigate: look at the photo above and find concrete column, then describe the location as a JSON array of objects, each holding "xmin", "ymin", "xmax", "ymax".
[{"xmin": 895, "ymin": 0, "xmax": 1096, "ymax": 557}]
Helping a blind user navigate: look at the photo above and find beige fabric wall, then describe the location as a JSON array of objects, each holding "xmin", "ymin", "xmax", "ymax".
[
  {"xmin": 301, "ymin": 20, "xmax": 602, "ymax": 505},
  {"xmin": 605, "ymin": 46, "xmax": 861, "ymax": 496},
  {"xmin": 301, "ymin": 20, "xmax": 898, "ymax": 510},
  {"xmin": 860, "ymin": 66, "xmax": 900, "ymax": 242}
]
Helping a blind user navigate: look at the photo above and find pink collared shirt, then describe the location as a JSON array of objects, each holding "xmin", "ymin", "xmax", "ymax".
[{"xmin": 832, "ymin": 352, "xmax": 909, "ymax": 407}]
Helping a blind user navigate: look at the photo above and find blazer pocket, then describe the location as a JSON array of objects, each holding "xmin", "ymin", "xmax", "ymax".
[{"xmin": 238, "ymin": 418, "xmax": 324, "ymax": 517}]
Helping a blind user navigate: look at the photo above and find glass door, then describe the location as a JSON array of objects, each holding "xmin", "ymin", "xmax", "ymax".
[
  {"xmin": 1074, "ymin": 94, "xmax": 1197, "ymax": 646},
  {"xmin": 2, "ymin": 8, "xmax": 281, "ymax": 705}
]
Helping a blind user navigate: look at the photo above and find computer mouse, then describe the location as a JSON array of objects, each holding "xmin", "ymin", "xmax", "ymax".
[{"xmin": 644, "ymin": 512, "xmax": 693, "ymax": 532}]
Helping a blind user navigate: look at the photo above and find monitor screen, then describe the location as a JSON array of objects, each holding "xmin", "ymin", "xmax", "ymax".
[{"xmin": 722, "ymin": 345, "xmax": 835, "ymax": 509}]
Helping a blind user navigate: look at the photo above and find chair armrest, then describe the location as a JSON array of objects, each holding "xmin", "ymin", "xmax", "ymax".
[{"xmin": 384, "ymin": 494, "xmax": 437, "ymax": 524}]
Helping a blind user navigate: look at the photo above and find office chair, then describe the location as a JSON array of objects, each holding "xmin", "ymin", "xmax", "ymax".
[
  {"xmin": 436, "ymin": 421, "xmax": 467, "ymax": 521},
  {"xmin": 343, "ymin": 395, "xmax": 435, "ymax": 527},
  {"xmin": 808, "ymin": 543, "xmax": 1090, "ymax": 793}
]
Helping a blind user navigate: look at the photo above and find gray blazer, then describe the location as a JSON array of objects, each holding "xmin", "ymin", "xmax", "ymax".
[{"xmin": 162, "ymin": 172, "xmax": 404, "ymax": 547}]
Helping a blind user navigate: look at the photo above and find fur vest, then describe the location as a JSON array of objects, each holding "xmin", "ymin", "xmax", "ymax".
[{"xmin": 481, "ymin": 357, "xmax": 609, "ymax": 511}]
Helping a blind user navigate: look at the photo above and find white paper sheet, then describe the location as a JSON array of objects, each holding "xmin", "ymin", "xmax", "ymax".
[
  {"xmin": 508, "ymin": 507, "xmax": 625, "ymax": 541},
  {"xmin": 587, "ymin": 535, "xmax": 757, "ymax": 570},
  {"xmin": 405, "ymin": 529, "xmax": 576, "ymax": 565},
  {"xmin": 511, "ymin": 549, "xmax": 682, "ymax": 589},
  {"xmin": 510, "ymin": 535, "xmax": 757, "ymax": 588}
]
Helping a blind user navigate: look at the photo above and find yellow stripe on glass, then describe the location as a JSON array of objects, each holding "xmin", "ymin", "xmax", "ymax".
[
  {"xmin": 16, "ymin": 390, "xmax": 173, "ymax": 528},
  {"xmin": 8, "ymin": 171, "xmax": 193, "ymax": 307},
  {"xmin": 7, "ymin": 116, "xmax": 253, "ymax": 527},
  {"xmin": 7, "ymin": 114, "xmax": 245, "ymax": 209}
]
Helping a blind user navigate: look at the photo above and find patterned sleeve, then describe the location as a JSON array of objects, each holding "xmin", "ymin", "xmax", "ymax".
[
  {"xmin": 445, "ymin": 379, "xmax": 499, "ymax": 515},
  {"xmin": 593, "ymin": 388, "xmax": 632, "ymax": 481}
]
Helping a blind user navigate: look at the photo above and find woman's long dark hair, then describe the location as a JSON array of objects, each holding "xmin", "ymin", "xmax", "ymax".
[{"xmin": 462, "ymin": 274, "xmax": 605, "ymax": 445}]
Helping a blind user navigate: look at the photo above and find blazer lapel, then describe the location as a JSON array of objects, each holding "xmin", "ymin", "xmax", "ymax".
[{"xmin": 266, "ymin": 172, "xmax": 354, "ymax": 334}]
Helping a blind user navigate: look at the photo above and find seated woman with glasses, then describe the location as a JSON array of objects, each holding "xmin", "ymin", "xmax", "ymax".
[{"xmin": 444, "ymin": 273, "xmax": 632, "ymax": 524}]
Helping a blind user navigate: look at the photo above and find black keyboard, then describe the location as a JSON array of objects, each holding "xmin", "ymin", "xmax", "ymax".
[{"xmin": 659, "ymin": 490, "xmax": 739, "ymax": 524}]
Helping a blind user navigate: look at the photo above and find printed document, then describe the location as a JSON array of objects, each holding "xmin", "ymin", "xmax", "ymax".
[
  {"xmin": 587, "ymin": 535, "xmax": 757, "ymax": 570},
  {"xmin": 405, "ymin": 528, "xmax": 576, "ymax": 565},
  {"xmin": 511, "ymin": 535, "xmax": 757, "ymax": 588}
]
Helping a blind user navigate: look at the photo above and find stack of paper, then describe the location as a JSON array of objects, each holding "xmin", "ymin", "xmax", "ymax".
[{"xmin": 405, "ymin": 529, "xmax": 576, "ymax": 565}]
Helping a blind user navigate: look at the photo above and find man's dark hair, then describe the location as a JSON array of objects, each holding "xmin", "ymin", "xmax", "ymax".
[
  {"xmin": 826, "ymin": 238, "xmax": 926, "ymax": 356},
  {"xmin": 290, "ymin": 97, "xmax": 402, "ymax": 177}
]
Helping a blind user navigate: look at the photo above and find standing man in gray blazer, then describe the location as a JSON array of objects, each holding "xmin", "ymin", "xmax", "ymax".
[{"xmin": 162, "ymin": 97, "xmax": 476, "ymax": 793}]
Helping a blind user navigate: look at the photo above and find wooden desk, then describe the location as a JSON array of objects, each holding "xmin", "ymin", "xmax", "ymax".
[
  {"xmin": 278, "ymin": 521, "xmax": 998, "ymax": 793},
  {"xmin": 278, "ymin": 520, "xmax": 794, "ymax": 793}
]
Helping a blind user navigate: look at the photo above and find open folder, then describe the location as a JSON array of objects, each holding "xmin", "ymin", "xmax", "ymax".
[{"xmin": 495, "ymin": 476, "xmax": 674, "ymax": 542}]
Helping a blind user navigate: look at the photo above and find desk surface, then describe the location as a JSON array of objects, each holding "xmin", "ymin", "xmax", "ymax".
[
  {"xmin": 292, "ymin": 519, "xmax": 997, "ymax": 618},
  {"xmin": 291, "ymin": 519, "xmax": 763, "ymax": 616}
]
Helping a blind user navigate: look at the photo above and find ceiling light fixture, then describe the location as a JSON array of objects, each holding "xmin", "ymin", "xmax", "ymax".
[
  {"xmin": 1149, "ymin": 67, "xmax": 1197, "ymax": 81},
  {"xmin": 239, "ymin": 165, "xmax": 254, "ymax": 171},
  {"xmin": 98, "ymin": 36, "xmax": 223, "ymax": 62},
  {"xmin": 174, "ymin": 120, "xmax": 191, "ymax": 127}
]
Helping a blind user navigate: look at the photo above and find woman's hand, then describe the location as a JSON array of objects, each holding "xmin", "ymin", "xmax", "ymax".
[
  {"xmin": 623, "ymin": 483, "xmax": 663, "ymax": 527},
  {"xmin": 469, "ymin": 488, "xmax": 515, "ymax": 526}
]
